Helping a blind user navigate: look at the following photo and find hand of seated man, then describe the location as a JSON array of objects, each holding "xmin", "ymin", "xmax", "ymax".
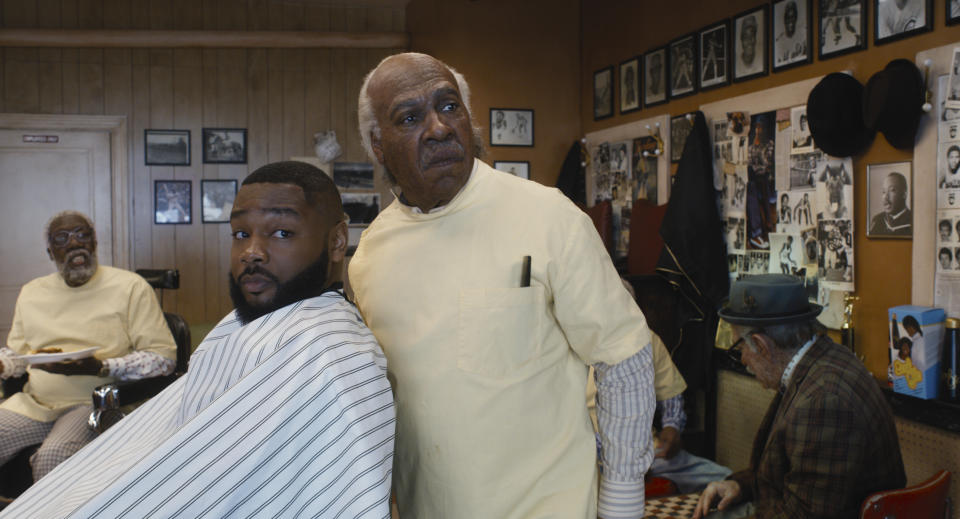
[
  {"xmin": 693, "ymin": 480, "xmax": 742, "ymax": 519},
  {"xmin": 33, "ymin": 357, "xmax": 103, "ymax": 376},
  {"xmin": 656, "ymin": 426, "xmax": 682, "ymax": 459}
]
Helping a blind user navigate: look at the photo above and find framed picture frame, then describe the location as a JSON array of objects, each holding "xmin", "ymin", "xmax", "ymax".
[
  {"xmin": 949, "ymin": 0, "xmax": 960, "ymax": 26},
  {"xmin": 772, "ymin": 0, "xmax": 813, "ymax": 71},
  {"xmin": 668, "ymin": 33, "xmax": 698, "ymax": 99},
  {"xmin": 494, "ymin": 160, "xmax": 530, "ymax": 179},
  {"xmin": 489, "ymin": 108, "xmax": 534, "ymax": 147},
  {"xmin": 342, "ymin": 192, "xmax": 381, "ymax": 226},
  {"xmin": 201, "ymin": 179, "xmax": 237, "ymax": 223},
  {"xmin": 619, "ymin": 57, "xmax": 641, "ymax": 114},
  {"xmin": 699, "ymin": 20, "xmax": 730, "ymax": 90},
  {"xmin": 154, "ymin": 180, "xmax": 192, "ymax": 225},
  {"xmin": 874, "ymin": 0, "xmax": 932, "ymax": 45},
  {"xmin": 733, "ymin": 5, "xmax": 769, "ymax": 82},
  {"xmin": 643, "ymin": 47, "xmax": 669, "ymax": 108},
  {"xmin": 202, "ymin": 128, "xmax": 247, "ymax": 164},
  {"xmin": 818, "ymin": 0, "xmax": 867, "ymax": 59},
  {"xmin": 144, "ymin": 129, "xmax": 190, "ymax": 166},
  {"xmin": 670, "ymin": 113, "xmax": 696, "ymax": 163},
  {"xmin": 593, "ymin": 66, "xmax": 614, "ymax": 120},
  {"xmin": 866, "ymin": 161, "xmax": 912, "ymax": 238}
]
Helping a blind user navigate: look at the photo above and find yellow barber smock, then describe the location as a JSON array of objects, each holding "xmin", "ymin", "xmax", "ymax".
[
  {"xmin": 349, "ymin": 160, "xmax": 652, "ymax": 518},
  {"xmin": 4, "ymin": 266, "xmax": 176, "ymax": 422}
]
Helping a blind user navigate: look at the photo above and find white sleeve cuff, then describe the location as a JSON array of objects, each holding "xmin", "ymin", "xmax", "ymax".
[{"xmin": 598, "ymin": 476, "xmax": 645, "ymax": 518}]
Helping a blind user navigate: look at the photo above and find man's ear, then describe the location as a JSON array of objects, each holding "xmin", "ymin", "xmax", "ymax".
[
  {"xmin": 370, "ymin": 131, "xmax": 385, "ymax": 165},
  {"xmin": 751, "ymin": 332, "xmax": 775, "ymax": 357},
  {"xmin": 327, "ymin": 220, "xmax": 348, "ymax": 263}
]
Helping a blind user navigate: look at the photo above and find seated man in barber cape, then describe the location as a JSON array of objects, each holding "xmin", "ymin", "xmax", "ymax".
[{"xmin": 2, "ymin": 161, "xmax": 395, "ymax": 519}]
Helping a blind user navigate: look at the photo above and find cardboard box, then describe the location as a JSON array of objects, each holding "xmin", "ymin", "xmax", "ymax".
[{"xmin": 888, "ymin": 305, "xmax": 945, "ymax": 400}]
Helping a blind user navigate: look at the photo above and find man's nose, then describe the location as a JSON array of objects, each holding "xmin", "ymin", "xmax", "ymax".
[
  {"xmin": 240, "ymin": 237, "xmax": 267, "ymax": 264},
  {"xmin": 424, "ymin": 111, "xmax": 453, "ymax": 141}
]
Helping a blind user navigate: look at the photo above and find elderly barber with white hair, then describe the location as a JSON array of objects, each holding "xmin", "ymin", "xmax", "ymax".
[{"xmin": 348, "ymin": 52, "xmax": 657, "ymax": 518}]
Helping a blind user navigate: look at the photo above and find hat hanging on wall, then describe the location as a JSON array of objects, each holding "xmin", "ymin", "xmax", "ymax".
[
  {"xmin": 862, "ymin": 59, "xmax": 925, "ymax": 151},
  {"xmin": 806, "ymin": 72, "xmax": 875, "ymax": 157}
]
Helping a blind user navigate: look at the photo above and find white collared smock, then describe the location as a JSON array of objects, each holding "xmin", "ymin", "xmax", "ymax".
[{"xmin": 349, "ymin": 159, "xmax": 655, "ymax": 518}]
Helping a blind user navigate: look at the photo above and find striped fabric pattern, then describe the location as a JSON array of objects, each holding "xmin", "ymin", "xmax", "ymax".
[
  {"xmin": 103, "ymin": 350, "xmax": 175, "ymax": 380},
  {"xmin": 658, "ymin": 393, "xmax": 686, "ymax": 432},
  {"xmin": 595, "ymin": 345, "xmax": 656, "ymax": 518},
  {"xmin": 1, "ymin": 293, "xmax": 395, "ymax": 519}
]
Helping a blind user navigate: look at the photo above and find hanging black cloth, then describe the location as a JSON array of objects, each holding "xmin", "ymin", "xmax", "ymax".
[
  {"xmin": 555, "ymin": 139, "xmax": 586, "ymax": 206},
  {"xmin": 654, "ymin": 111, "xmax": 729, "ymax": 392}
]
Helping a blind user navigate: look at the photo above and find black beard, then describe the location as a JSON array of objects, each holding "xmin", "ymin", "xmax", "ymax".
[{"xmin": 229, "ymin": 250, "xmax": 330, "ymax": 325}]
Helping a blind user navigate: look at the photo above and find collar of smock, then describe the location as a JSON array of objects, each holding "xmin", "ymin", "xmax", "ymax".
[{"xmin": 392, "ymin": 158, "xmax": 482, "ymax": 220}]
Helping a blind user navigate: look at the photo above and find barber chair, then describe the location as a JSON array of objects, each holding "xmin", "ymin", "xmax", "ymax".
[
  {"xmin": 860, "ymin": 470, "xmax": 952, "ymax": 519},
  {"xmin": 0, "ymin": 269, "xmax": 189, "ymax": 499}
]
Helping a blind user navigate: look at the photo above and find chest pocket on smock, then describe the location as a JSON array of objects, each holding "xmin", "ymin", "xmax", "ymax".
[{"xmin": 457, "ymin": 286, "xmax": 544, "ymax": 378}]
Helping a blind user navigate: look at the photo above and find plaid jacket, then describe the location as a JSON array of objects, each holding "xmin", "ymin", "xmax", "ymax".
[{"xmin": 728, "ymin": 336, "xmax": 905, "ymax": 518}]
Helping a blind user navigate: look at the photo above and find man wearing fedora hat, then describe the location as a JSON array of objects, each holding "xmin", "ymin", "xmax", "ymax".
[{"xmin": 693, "ymin": 274, "xmax": 904, "ymax": 519}]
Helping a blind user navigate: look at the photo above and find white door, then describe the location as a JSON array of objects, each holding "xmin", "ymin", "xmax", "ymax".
[{"xmin": 0, "ymin": 128, "xmax": 113, "ymax": 341}]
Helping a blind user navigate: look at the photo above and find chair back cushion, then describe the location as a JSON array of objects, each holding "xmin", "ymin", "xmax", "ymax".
[
  {"xmin": 164, "ymin": 312, "xmax": 191, "ymax": 374},
  {"xmin": 860, "ymin": 469, "xmax": 951, "ymax": 519},
  {"xmin": 582, "ymin": 200, "xmax": 614, "ymax": 254},
  {"xmin": 627, "ymin": 199, "xmax": 668, "ymax": 275}
]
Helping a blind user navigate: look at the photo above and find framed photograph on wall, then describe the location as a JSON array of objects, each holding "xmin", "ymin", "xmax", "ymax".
[
  {"xmin": 619, "ymin": 57, "xmax": 641, "ymax": 114},
  {"xmin": 202, "ymin": 128, "xmax": 247, "ymax": 164},
  {"xmin": 145, "ymin": 130, "xmax": 190, "ymax": 166},
  {"xmin": 643, "ymin": 47, "xmax": 669, "ymax": 108},
  {"xmin": 154, "ymin": 180, "xmax": 192, "ymax": 225},
  {"xmin": 342, "ymin": 192, "xmax": 381, "ymax": 226},
  {"xmin": 866, "ymin": 161, "xmax": 912, "ymax": 238},
  {"xmin": 670, "ymin": 113, "xmax": 695, "ymax": 163},
  {"xmin": 949, "ymin": 0, "xmax": 960, "ymax": 25},
  {"xmin": 494, "ymin": 160, "xmax": 530, "ymax": 179},
  {"xmin": 733, "ymin": 5, "xmax": 769, "ymax": 82},
  {"xmin": 593, "ymin": 66, "xmax": 614, "ymax": 120},
  {"xmin": 489, "ymin": 108, "xmax": 534, "ymax": 147},
  {"xmin": 874, "ymin": 0, "xmax": 931, "ymax": 45},
  {"xmin": 772, "ymin": 0, "xmax": 812, "ymax": 71},
  {"xmin": 201, "ymin": 179, "xmax": 237, "ymax": 223},
  {"xmin": 699, "ymin": 20, "xmax": 729, "ymax": 90},
  {"xmin": 818, "ymin": 0, "xmax": 867, "ymax": 59},
  {"xmin": 668, "ymin": 33, "xmax": 698, "ymax": 99}
]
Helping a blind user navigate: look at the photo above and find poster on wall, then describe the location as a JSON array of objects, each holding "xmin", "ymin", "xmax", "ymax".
[
  {"xmin": 592, "ymin": 142, "xmax": 612, "ymax": 203},
  {"xmin": 745, "ymin": 111, "xmax": 777, "ymax": 250},
  {"xmin": 632, "ymin": 136, "xmax": 660, "ymax": 203}
]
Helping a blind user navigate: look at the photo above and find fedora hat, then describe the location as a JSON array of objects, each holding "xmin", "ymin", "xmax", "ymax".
[
  {"xmin": 718, "ymin": 274, "xmax": 822, "ymax": 326},
  {"xmin": 863, "ymin": 59, "xmax": 925, "ymax": 150},
  {"xmin": 806, "ymin": 72, "xmax": 875, "ymax": 157}
]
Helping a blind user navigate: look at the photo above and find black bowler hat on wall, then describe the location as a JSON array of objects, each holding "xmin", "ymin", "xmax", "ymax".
[
  {"xmin": 806, "ymin": 72, "xmax": 875, "ymax": 158},
  {"xmin": 863, "ymin": 59, "xmax": 925, "ymax": 151},
  {"xmin": 718, "ymin": 274, "xmax": 822, "ymax": 326}
]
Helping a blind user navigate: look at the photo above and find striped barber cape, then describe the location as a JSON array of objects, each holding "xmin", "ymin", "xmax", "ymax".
[{"xmin": 1, "ymin": 292, "xmax": 396, "ymax": 519}]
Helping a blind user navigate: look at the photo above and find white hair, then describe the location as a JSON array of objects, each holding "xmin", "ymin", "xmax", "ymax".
[
  {"xmin": 357, "ymin": 52, "xmax": 478, "ymax": 168},
  {"xmin": 44, "ymin": 210, "xmax": 95, "ymax": 243}
]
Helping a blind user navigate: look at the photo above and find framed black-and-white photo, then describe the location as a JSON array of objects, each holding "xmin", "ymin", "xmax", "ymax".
[
  {"xmin": 490, "ymin": 108, "xmax": 534, "ymax": 147},
  {"xmin": 772, "ymin": 0, "xmax": 812, "ymax": 71},
  {"xmin": 874, "ymin": 0, "xmax": 931, "ymax": 45},
  {"xmin": 619, "ymin": 57, "xmax": 641, "ymax": 114},
  {"xmin": 154, "ymin": 180, "xmax": 192, "ymax": 225},
  {"xmin": 949, "ymin": 0, "xmax": 960, "ymax": 25},
  {"xmin": 202, "ymin": 128, "xmax": 247, "ymax": 164},
  {"xmin": 201, "ymin": 179, "xmax": 237, "ymax": 223},
  {"xmin": 818, "ymin": 0, "xmax": 867, "ymax": 59},
  {"xmin": 699, "ymin": 21, "xmax": 729, "ymax": 90},
  {"xmin": 333, "ymin": 162, "xmax": 375, "ymax": 190},
  {"xmin": 643, "ymin": 47, "xmax": 669, "ymax": 108},
  {"xmin": 593, "ymin": 67, "xmax": 614, "ymax": 120},
  {"xmin": 342, "ymin": 192, "xmax": 380, "ymax": 226},
  {"xmin": 494, "ymin": 160, "xmax": 530, "ymax": 179},
  {"xmin": 866, "ymin": 161, "xmax": 912, "ymax": 238},
  {"xmin": 669, "ymin": 33, "xmax": 698, "ymax": 99},
  {"xmin": 145, "ymin": 130, "xmax": 190, "ymax": 166},
  {"xmin": 670, "ymin": 113, "xmax": 695, "ymax": 163},
  {"xmin": 733, "ymin": 5, "xmax": 769, "ymax": 82}
]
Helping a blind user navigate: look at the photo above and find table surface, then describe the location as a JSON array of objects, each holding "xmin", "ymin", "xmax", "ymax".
[{"xmin": 645, "ymin": 492, "xmax": 701, "ymax": 518}]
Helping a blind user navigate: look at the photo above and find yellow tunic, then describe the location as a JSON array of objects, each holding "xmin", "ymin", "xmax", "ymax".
[
  {"xmin": 4, "ymin": 266, "xmax": 176, "ymax": 422},
  {"xmin": 349, "ymin": 160, "xmax": 652, "ymax": 518}
]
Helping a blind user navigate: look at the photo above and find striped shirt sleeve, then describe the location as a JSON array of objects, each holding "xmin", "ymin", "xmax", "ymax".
[
  {"xmin": 594, "ymin": 344, "xmax": 656, "ymax": 518},
  {"xmin": 658, "ymin": 393, "xmax": 686, "ymax": 433}
]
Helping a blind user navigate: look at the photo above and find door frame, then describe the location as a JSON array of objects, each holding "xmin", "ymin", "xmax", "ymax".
[{"xmin": 0, "ymin": 113, "xmax": 130, "ymax": 268}]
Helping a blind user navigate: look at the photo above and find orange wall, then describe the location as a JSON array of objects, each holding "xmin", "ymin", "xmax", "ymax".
[
  {"xmin": 407, "ymin": 0, "xmax": 582, "ymax": 187},
  {"xmin": 582, "ymin": 0, "xmax": 960, "ymax": 380}
]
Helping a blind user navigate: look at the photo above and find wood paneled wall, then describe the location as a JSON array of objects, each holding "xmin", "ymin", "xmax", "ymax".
[
  {"xmin": 581, "ymin": 0, "xmax": 960, "ymax": 382},
  {"xmin": 0, "ymin": 0, "xmax": 405, "ymax": 325}
]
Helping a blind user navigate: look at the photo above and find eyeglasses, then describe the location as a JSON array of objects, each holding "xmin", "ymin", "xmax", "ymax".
[
  {"xmin": 726, "ymin": 328, "xmax": 765, "ymax": 364},
  {"xmin": 50, "ymin": 227, "xmax": 93, "ymax": 247}
]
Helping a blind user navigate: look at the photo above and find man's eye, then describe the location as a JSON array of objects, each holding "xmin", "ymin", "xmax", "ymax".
[
  {"xmin": 401, "ymin": 114, "xmax": 417, "ymax": 125},
  {"xmin": 231, "ymin": 230, "xmax": 248, "ymax": 240},
  {"xmin": 441, "ymin": 102, "xmax": 458, "ymax": 112},
  {"xmin": 272, "ymin": 229, "xmax": 293, "ymax": 238}
]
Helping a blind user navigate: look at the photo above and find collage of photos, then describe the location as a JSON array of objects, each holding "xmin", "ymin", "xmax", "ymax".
[
  {"xmin": 934, "ymin": 63, "xmax": 960, "ymax": 317},
  {"xmin": 714, "ymin": 103, "xmax": 854, "ymax": 325}
]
